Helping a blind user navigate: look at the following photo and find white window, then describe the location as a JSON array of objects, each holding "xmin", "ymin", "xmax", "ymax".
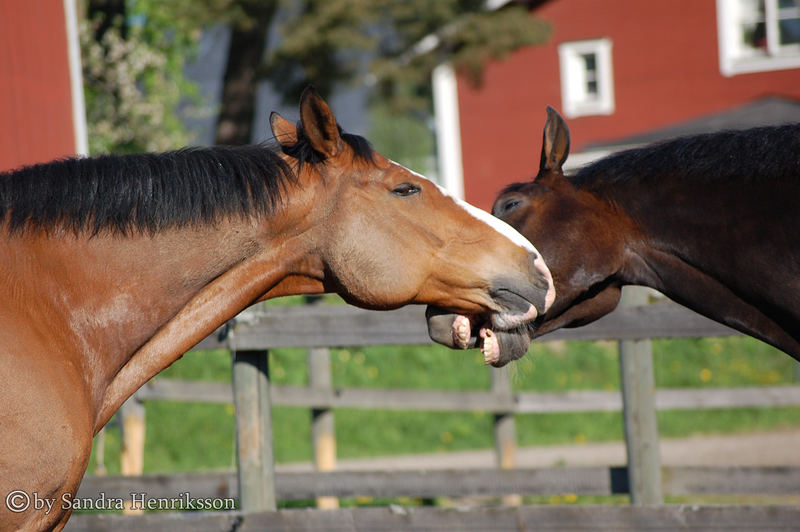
[
  {"xmin": 717, "ymin": 0, "xmax": 800, "ymax": 75},
  {"xmin": 558, "ymin": 39, "xmax": 615, "ymax": 119}
]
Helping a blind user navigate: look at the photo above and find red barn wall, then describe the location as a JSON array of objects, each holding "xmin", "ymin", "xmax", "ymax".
[
  {"xmin": 458, "ymin": 0, "xmax": 800, "ymax": 210},
  {"xmin": 0, "ymin": 1, "xmax": 76, "ymax": 172}
]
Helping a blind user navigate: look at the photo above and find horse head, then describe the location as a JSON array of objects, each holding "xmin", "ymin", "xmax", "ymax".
[
  {"xmin": 266, "ymin": 88, "xmax": 555, "ymax": 331},
  {"xmin": 428, "ymin": 107, "xmax": 632, "ymax": 365}
]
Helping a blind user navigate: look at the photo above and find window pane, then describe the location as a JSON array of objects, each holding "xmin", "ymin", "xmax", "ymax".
[
  {"xmin": 779, "ymin": 18, "xmax": 800, "ymax": 44},
  {"xmin": 778, "ymin": 0, "xmax": 799, "ymax": 10},
  {"xmin": 581, "ymin": 53, "xmax": 598, "ymax": 97},
  {"xmin": 740, "ymin": 0, "xmax": 766, "ymax": 22},
  {"xmin": 742, "ymin": 20, "xmax": 768, "ymax": 50},
  {"xmin": 582, "ymin": 53, "xmax": 597, "ymax": 72}
]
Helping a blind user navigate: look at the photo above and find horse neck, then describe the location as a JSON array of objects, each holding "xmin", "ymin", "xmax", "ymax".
[
  {"xmin": 609, "ymin": 180, "xmax": 800, "ymax": 357},
  {"xmin": 11, "ymin": 221, "xmax": 276, "ymax": 411}
]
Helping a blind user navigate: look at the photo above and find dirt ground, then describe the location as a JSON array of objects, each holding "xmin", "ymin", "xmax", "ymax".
[{"xmin": 276, "ymin": 428, "xmax": 800, "ymax": 472}]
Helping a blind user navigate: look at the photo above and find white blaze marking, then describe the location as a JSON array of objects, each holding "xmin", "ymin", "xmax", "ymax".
[
  {"xmin": 391, "ymin": 160, "xmax": 556, "ymax": 313},
  {"xmin": 389, "ymin": 160, "xmax": 535, "ymax": 251},
  {"xmin": 440, "ymin": 184, "xmax": 538, "ymax": 253}
]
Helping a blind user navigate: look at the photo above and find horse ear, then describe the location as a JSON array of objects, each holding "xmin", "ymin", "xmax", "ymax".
[
  {"xmin": 270, "ymin": 112, "xmax": 298, "ymax": 146},
  {"xmin": 299, "ymin": 86, "xmax": 343, "ymax": 158},
  {"xmin": 539, "ymin": 106, "xmax": 570, "ymax": 175}
]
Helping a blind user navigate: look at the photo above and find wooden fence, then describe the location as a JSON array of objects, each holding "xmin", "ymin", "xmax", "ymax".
[
  {"xmin": 77, "ymin": 290, "xmax": 800, "ymax": 516},
  {"xmin": 67, "ymin": 504, "xmax": 800, "ymax": 532}
]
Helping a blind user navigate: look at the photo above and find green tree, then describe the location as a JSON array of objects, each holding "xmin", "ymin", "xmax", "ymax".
[
  {"xmin": 215, "ymin": 0, "xmax": 549, "ymax": 144},
  {"xmin": 80, "ymin": 0, "xmax": 549, "ymax": 150},
  {"xmin": 80, "ymin": 0, "xmax": 237, "ymax": 153}
]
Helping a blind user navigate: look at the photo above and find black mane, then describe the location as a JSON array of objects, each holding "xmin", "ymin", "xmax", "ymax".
[
  {"xmin": 281, "ymin": 123, "xmax": 375, "ymax": 168},
  {"xmin": 0, "ymin": 126, "xmax": 374, "ymax": 235},
  {"xmin": 571, "ymin": 124, "xmax": 800, "ymax": 193}
]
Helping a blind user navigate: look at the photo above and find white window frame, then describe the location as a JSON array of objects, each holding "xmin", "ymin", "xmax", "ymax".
[
  {"xmin": 558, "ymin": 39, "xmax": 615, "ymax": 119},
  {"xmin": 717, "ymin": 0, "xmax": 800, "ymax": 76}
]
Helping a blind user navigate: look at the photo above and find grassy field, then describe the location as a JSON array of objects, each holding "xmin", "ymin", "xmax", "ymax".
[{"xmin": 89, "ymin": 307, "xmax": 800, "ymax": 476}]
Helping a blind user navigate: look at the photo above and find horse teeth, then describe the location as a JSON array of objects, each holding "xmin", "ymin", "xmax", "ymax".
[
  {"xmin": 452, "ymin": 315, "xmax": 471, "ymax": 348},
  {"xmin": 482, "ymin": 329, "xmax": 499, "ymax": 365}
]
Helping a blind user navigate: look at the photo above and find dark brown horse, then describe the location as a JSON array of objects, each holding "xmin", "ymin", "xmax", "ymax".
[
  {"xmin": 428, "ymin": 107, "xmax": 800, "ymax": 367},
  {"xmin": 0, "ymin": 88, "xmax": 553, "ymax": 531}
]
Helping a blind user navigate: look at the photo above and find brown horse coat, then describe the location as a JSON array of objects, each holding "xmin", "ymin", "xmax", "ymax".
[
  {"xmin": 429, "ymin": 107, "xmax": 800, "ymax": 366},
  {"xmin": 0, "ymin": 89, "xmax": 553, "ymax": 531}
]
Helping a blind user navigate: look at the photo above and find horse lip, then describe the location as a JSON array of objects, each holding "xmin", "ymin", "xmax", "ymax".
[
  {"xmin": 491, "ymin": 305, "xmax": 537, "ymax": 330},
  {"xmin": 488, "ymin": 285, "xmax": 542, "ymax": 330}
]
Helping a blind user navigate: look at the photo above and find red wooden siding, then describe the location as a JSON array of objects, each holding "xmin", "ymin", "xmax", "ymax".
[
  {"xmin": 0, "ymin": 1, "xmax": 75, "ymax": 172},
  {"xmin": 457, "ymin": 0, "xmax": 800, "ymax": 210}
]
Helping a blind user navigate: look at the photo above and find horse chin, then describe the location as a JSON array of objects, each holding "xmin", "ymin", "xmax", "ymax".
[
  {"xmin": 431, "ymin": 309, "xmax": 535, "ymax": 367},
  {"xmin": 485, "ymin": 326, "xmax": 534, "ymax": 367}
]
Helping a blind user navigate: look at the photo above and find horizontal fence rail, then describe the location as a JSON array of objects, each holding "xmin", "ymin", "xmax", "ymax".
[
  {"xmin": 66, "ymin": 504, "xmax": 800, "ymax": 532},
  {"xmin": 135, "ymin": 379, "xmax": 800, "ymax": 413},
  {"xmin": 192, "ymin": 301, "xmax": 741, "ymax": 352},
  {"xmin": 77, "ymin": 466, "xmax": 800, "ymax": 501}
]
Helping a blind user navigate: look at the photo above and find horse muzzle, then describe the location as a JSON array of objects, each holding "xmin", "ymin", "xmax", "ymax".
[
  {"xmin": 424, "ymin": 254, "xmax": 554, "ymax": 366},
  {"xmin": 488, "ymin": 249, "xmax": 555, "ymax": 328}
]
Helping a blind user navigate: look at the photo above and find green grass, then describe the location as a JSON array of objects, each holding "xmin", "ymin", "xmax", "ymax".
[{"xmin": 89, "ymin": 331, "xmax": 800, "ymax": 476}]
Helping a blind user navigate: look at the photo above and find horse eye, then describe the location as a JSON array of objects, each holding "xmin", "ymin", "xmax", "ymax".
[
  {"xmin": 392, "ymin": 183, "xmax": 421, "ymax": 197},
  {"xmin": 501, "ymin": 198, "xmax": 521, "ymax": 213}
]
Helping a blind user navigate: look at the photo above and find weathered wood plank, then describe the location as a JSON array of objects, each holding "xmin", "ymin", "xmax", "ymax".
[
  {"xmin": 75, "ymin": 468, "xmax": 615, "ymax": 500},
  {"xmin": 543, "ymin": 302, "xmax": 740, "ymax": 342},
  {"xmin": 664, "ymin": 466, "xmax": 800, "ymax": 495},
  {"xmin": 491, "ymin": 365, "xmax": 522, "ymax": 506},
  {"xmin": 136, "ymin": 378, "xmax": 233, "ymax": 403},
  {"xmin": 308, "ymin": 345, "xmax": 339, "ymax": 509},
  {"xmin": 233, "ymin": 305, "xmax": 433, "ymax": 349},
  {"xmin": 76, "ymin": 466, "xmax": 800, "ymax": 501},
  {"xmin": 189, "ymin": 302, "xmax": 740, "ymax": 353},
  {"xmin": 65, "ymin": 505, "xmax": 800, "ymax": 532},
  {"xmin": 76, "ymin": 471, "xmax": 238, "ymax": 501},
  {"xmin": 277, "ymin": 468, "xmax": 618, "ymax": 499},
  {"xmin": 232, "ymin": 350, "xmax": 276, "ymax": 511},
  {"xmin": 65, "ymin": 512, "xmax": 239, "ymax": 532},
  {"xmin": 135, "ymin": 379, "xmax": 800, "ymax": 413},
  {"xmin": 655, "ymin": 385, "xmax": 800, "ymax": 410},
  {"xmin": 618, "ymin": 287, "xmax": 662, "ymax": 504},
  {"xmin": 514, "ymin": 389, "xmax": 622, "ymax": 413}
]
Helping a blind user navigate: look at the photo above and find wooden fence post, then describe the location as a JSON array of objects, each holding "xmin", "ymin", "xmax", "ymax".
[
  {"xmin": 94, "ymin": 427, "xmax": 107, "ymax": 476},
  {"xmin": 491, "ymin": 365, "xmax": 521, "ymax": 506},
  {"xmin": 233, "ymin": 349, "xmax": 277, "ymax": 511},
  {"xmin": 309, "ymin": 346, "xmax": 339, "ymax": 509},
  {"xmin": 618, "ymin": 286, "xmax": 663, "ymax": 504},
  {"xmin": 119, "ymin": 396, "xmax": 145, "ymax": 514}
]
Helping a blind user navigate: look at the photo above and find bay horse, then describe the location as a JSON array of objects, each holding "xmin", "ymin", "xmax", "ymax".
[
  {"xmin": 428, "ymin": 106, "xmax": 800, "ymax": 367},
  {"xmin": 0, "ymin": 88, "xmax": 554, "ymax": 531}
]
